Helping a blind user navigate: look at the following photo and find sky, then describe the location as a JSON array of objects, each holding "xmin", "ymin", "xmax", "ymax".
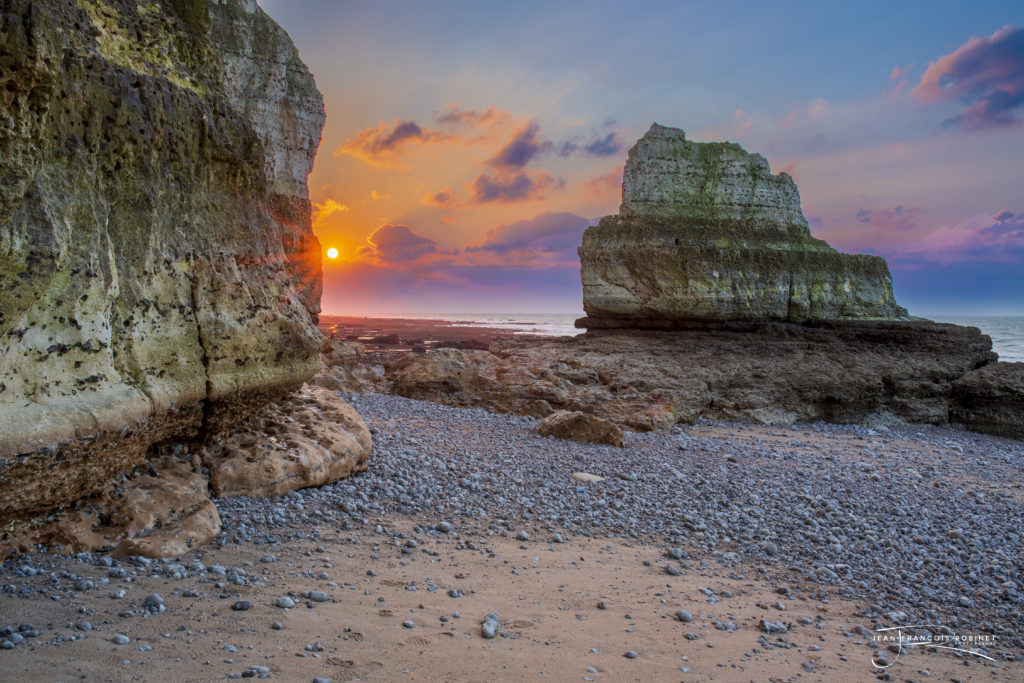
[{"xmin": 261, "ymin": 0, "xmax": 1024, "ymax": 317}]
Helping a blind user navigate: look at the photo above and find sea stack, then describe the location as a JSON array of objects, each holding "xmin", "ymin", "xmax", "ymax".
[
  {"xmin": 0, "ymin": 0, "xmax": 326, "ymax": 519},
  {"xmin": 578, "ymin": 123, "xmax": 908, "ymax": 328}
]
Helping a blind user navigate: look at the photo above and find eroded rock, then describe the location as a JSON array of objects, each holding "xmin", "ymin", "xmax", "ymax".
[
  {"xmin": 578, "ymin": 124, "xmax": 907, "ymax": 329},
  {"xmin": 1, "ymin": 454, "xmax": 220, "ymax": 559},
  {"xmin": 312, "ymin": 340, "xmax": 384, "ymax": 393},
  {"xmin": 0, "ymin": 0, "xmax": 325, "ymax": 519},
  {"xmin": 539, "ymin": 411, "xmax": 623, "ymax": 447},
  {"xmin": 951, "ymin": 362, "xmax": 1024, "ymax": 440},
  {"xmin": 203, "ymin": 386, "xmax": 372, "ymax": 499},
  {"xmin": 386, "ymin": 321, "xmax": 996, "ymax": 432}
]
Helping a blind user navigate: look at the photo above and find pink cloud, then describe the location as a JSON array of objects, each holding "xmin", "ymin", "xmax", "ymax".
[{"xmin": 911, "ymin": 25, "xmax": 1024, "ymax": 129}]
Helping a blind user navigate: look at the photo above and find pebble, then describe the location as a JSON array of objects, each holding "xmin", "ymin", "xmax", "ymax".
[
  {"xmin": 232, "ymin": 601, "xmax": 252, "ymax": 611},
  {"xmin": 275, "ymin": 597, "xmax": 295, "ymax": 609},
  {"xmin": 112, "ymin": 634, "xmax": 130, "ymax": 645},
  {"xmin": 675, "ymin": 610, "xmax": 693, "ymax": 623},
  {"xmin": 623, "ymin": 650, "xmax": 638, "ymax": 659}
]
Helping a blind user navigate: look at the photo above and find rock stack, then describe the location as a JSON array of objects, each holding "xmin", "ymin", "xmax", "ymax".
[{"xmin": 578, "ymin": 123, "xmax": 908, "ymax": 328}]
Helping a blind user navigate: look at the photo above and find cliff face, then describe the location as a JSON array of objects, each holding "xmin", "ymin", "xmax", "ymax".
[
  {"xmin": 0, "ymin": 0, "xmax": 325, "ymax": 519},
  {"xmin": 579, "ymin": 124, "xmax": 907, "ymax": 328}
]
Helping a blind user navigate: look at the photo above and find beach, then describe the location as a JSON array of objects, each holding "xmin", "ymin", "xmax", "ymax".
[{"xmin": 3, "ymin": 386, "xmax": 1022, "ymax": 681}]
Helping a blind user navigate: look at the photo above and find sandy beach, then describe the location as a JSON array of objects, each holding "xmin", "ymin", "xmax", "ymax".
[{"xmin": 3, "ymin": 381, "xmax": 1022, "ymax": 682}]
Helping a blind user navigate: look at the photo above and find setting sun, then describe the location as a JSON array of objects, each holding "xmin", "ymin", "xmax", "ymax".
[{"xmin": 326, "ymin": 247, "xmax": 339, "ymax": 259}]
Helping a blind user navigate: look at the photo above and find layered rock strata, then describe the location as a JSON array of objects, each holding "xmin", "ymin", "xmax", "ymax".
[
  {"xmin": 387, "ymin": 321, "xmax": 998, "ymax": 432},
  {"xmin": 578, "ymin": 124, "xmax": 907, "ymax": 328},
  {"xmin": 0, "ymin": 0, "xmax": 326, "ymax": 520}
]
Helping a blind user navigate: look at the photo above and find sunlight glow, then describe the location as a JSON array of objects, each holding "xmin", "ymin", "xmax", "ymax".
[{"xmin": 326, "ymin": 247, "xmax": 339, "ymax": 259}]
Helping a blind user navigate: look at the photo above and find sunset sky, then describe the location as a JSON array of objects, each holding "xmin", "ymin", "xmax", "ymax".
[{"xmin": 262, "ymin": 1, "xmax": 1024, "ymax": 317}]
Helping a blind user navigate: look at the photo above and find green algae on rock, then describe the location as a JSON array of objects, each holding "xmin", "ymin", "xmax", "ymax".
[
  {"xmin": 0, "ymin": 0, "xmax": 325, "ymax": 520},
  {"xmin": 578, "ymin": 124, "xmax": 908, "ymax": 328}
]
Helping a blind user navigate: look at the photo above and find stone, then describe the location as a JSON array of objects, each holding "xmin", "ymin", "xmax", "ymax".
[
  {"xmin": 384, "ymin": 321, "xmax": 997, "ymax": 433},
  {"xmin": 312, "ymin": 340, "xmax": 383, "ymax": 393},
  {"xmin": 538, "ymin": 411, "xmax": 624, "ymax": 447},
  {"xmin": 950, "ymin": 362, "xmax": 1024, "ymax": 440},
  {"xmin": 202, "ymin": 386, "xmax": 372, "ymax": 498},
  {"xmin": 577, "ymin": 123, "xmax": 907, "ymax": 329},
  {"xmin": 571, "ymin": 472, "xmax": 606, "ymax": 483},
  {"xmin": 0, "ymin": 0, "xmax": 326, "ymax": 521}
]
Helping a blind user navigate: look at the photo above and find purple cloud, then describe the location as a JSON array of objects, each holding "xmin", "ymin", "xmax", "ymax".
[
  {"xmin": 468, "ymin": 170, "xmax": 562, "ymax": 204},
  {"xmin": 484, "ymin": 120, "xmax": 552, "ymax": 170},
  {"xmin": 468, "ymin": 211, "xmax": 590, "ymax": 254},
  {"xmin": 912, "ymin": 26, "xmax": 1024, "ymax": 129},
  {"xmin": 358, "ymin": 224, "xmax": 441, "ymax": 263}
]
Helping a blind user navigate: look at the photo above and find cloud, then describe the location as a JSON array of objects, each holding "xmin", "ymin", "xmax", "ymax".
[
  {"xmin": 484, "ymin": 120, "xmax": 552, "ymax": 170},
  {"xmin": 893, "ymin": 210, "xmax": 1024, "ymax": 264},
  {"xmin": 433, "ymin": 105, "xmax": 511, "ymax": 139},
  {"xmin": 583, "ymin": 166, "xmax": 623, "ymax": 197},
  {"xmin": 422, "ymin": 187, "xmax": 459, "ymax": 208},
  {"xmin": 890, "ymin": 64, "xmax": 911, "ymax": 82},
  {"xmin": 336, "ymin": 119, "xmax": 451, "ymax": 168},
  {"xmin": 312, "ymin": 198, "xmax": 349, "ymax": 226},
  {"xmin": 807, "ymin": 98, "xmax": 830, "ymax": 121},
  {"xmin": 855, "ymin": 205, "xmax": 921, "ymax": 232},
  {"xmin": 911, "ymin": 25, "xmax": 1024, "ymax": 129},
  {"xmin": 468, "ymin": 211, "xmax": 590, "ymax": 259},
  {"xmin": 357, "ymin": 224, "xmax": 443, "ymax": 264},
  {"xmin": 338, "ymin": 107, "xmax": 516, "ymax": 168},
  {"xmin": 468, "ymin": 170, "xmax": 562, "ymax": 204},
  {"xmin": 557, "ymin": 128, "xmax": 626, "ymax": 158}
]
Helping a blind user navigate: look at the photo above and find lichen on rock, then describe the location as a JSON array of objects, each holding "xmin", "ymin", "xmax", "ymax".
[
  {"xmin": 0, "ymin": 0, "xmax": 326, "ymax": 521},
  {"xmin": 578, "ymin": 124, "xmax": 908, "ymax": 328}
]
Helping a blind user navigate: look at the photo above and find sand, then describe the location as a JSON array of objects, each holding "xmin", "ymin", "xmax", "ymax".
[{"xmin": 2, "ymin": 519, "xmax": 1014, "ymax": 682}]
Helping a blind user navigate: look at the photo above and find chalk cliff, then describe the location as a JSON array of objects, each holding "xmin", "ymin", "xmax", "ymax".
[
  {"xmin": 0, "ymin": 0, "xmax": 326, "ymax": 520},
  {"xmin": 578, "ymin": 124, "xmax": 908, "ymax": 328}
]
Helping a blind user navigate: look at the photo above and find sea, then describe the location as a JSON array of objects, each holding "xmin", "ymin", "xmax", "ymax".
[{"xmin": 406, "ymin": 313, "xmax": 1024, "ymax": 363}]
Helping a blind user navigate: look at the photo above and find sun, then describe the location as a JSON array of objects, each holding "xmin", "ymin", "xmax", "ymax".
[{"xmin": 326, "ymin": 247, "xmax": 339, "ymax": 259}]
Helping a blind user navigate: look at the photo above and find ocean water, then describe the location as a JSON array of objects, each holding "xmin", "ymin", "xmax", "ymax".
[{"xmin": 416, "ymin": 313, "xmax": 1024, "ymax": 363}]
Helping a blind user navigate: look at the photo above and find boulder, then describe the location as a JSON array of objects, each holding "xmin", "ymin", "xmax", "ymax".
[
  {"xmin": 578, "ymin": 124, "xmax": 907, "ymax": 329},
  {"xmin": 539, "ymin": 410, "xmax": 624, "ymax": 447},
  {"xmin": 950, "ymin": 362, "xmax": 1024, "ymax": 440},
  {"xmin": 0, "ymin": 0, "xmax": 326, "ymax": 520},
  {"xmin": 203, "ymin": 386, "xmax": 372, "ymax": 498}
]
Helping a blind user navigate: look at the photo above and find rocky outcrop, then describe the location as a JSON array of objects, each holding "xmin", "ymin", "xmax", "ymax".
[
  {"xmin": 578, "ymin": 124, "xmax": 907, "ymax": 328},
  {"xmin": 538, "ymin": 410, "xmax": 623, "ymax": 447},
  {"xmin": 950, "ymin": 362, "xmax": 1024, "ymax": 440},
  {"xmin": 202, "ymin": 385, "xmax": 372, "ymax": 499},
  {"xmin": 387, "ymin": 321, "xmax": 995, "ymax": 431},
  {"xmin": 0, "ymin": 0, "xmax": 325, "ymax": 520},
  {"xmin": 312, "ymin": 339, "xmax": 385, "ymax": 393}
]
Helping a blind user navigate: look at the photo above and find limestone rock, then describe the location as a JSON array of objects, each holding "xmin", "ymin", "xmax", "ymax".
[
  {"xmin": 0, "ymin": 0, "xmax": 325, "ymax": 519},
  {"xmin": 578, "ymin": 124, "xmax": 907, "ymax": 328},
  {"xmin": 203, "ymin": 386, "xmax": 372, "ymax": 499},
  {"xmin": 1, "ymin": 454, "xmax": 220, "ymax": 559},
  {"xmin": 385, "ymin": 321, "xmax": 997, "ymax": 433},
  {"xmin": 539, "ymin": 411, "xmax": 623, "ymax": 447},
  {"xmin": 950, "ymin": 362, "xmax": 1024, "ymax": 440},
  {"xmin": 312, "ymin": 340, "xmax": 384, "ymax": 393}
]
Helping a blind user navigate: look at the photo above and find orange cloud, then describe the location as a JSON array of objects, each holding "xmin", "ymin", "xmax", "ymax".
[
  {"xmin": 422, "ymin": 187, "xmax": 459, "ymax": 208},
  {"xmin": 336, "ymin": 119, "xmax": 451, "ymax": 168},
  {"xmin": 583, "ymin": 166, "xmax": 623, "ymax": 197}
]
